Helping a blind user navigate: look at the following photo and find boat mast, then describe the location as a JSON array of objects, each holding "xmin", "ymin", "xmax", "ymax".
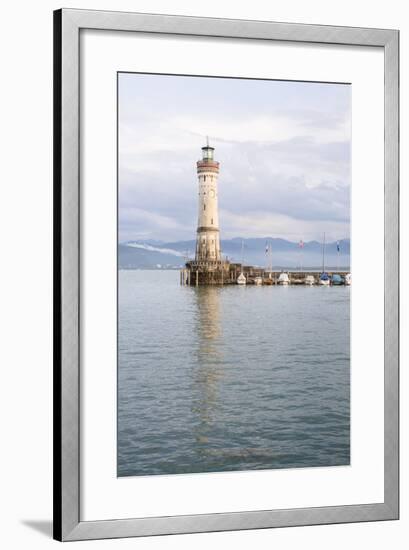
[
  {"xmin": 299, "ymin": 239, "xmax": 303, "ymax": 273},
  {"xmin": 322, "ymin": 232, "xmax": 326, "ymax": 273}
]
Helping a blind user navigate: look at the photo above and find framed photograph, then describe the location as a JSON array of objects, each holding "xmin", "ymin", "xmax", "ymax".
[{"xmin": 54, "ymin": 8, "xmax": 399, "ymax": 541}]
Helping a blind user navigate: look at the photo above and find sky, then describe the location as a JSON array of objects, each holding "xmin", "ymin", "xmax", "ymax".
[{"xmin": 118, "ymin": 73, "xmax": 351, "ymax": 243}]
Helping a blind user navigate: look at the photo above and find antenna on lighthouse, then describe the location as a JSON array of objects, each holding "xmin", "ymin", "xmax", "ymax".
[{"xmin": 202, "ymin": 136, "xmax": 214, "ymax": 161}]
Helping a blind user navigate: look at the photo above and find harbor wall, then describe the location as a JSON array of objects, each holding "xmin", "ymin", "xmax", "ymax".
[{"xmin": 181, "ymin": 261, "xmax": 349, "ymax": 286}]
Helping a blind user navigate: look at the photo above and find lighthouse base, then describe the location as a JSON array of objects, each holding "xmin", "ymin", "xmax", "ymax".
[{"xmin": 181, "ymin": 260, "xmax": 232, "ymax": 285}]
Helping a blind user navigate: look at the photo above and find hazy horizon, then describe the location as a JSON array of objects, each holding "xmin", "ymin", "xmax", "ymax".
[{"xmin": 120, "ymin": 235, "xmax": 350, "ymax": 245}]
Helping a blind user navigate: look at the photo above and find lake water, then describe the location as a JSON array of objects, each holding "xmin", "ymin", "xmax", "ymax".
[{"xmin": 118, "ymin": 269, "xmax": 350, "ymax": 477}]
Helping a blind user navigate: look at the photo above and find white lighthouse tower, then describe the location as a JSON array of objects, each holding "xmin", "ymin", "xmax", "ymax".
[{"xmin": 195, "ymin": 139, "xmax": 221, "ymax": 262}]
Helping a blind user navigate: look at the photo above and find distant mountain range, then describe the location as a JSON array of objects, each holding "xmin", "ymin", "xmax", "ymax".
[{"xmin": 119, "ymin": 237, "xmax": 350, "ymax": 270}]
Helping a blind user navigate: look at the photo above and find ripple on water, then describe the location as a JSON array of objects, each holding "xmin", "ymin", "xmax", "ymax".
[{"xmin": 118, "ymin": 270, "xmax": 350, "ymax": 476}]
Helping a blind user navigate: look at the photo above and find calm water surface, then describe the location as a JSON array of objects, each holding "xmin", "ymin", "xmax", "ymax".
[{"xmin": 118, "ymin": 270, "xmax": 350, "ymax": 477}]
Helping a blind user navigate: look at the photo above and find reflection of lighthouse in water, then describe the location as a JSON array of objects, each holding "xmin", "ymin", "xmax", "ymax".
[
  {"xmin": 195, "ymin": 139, "xmax": 221, "ymax": 262},
  {"xmin": 192, "ymin": 287, "xmax": 223, "ymax": 445}
]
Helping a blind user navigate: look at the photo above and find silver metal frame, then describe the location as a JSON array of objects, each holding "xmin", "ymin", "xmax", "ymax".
[{"xmin": 53, "ymin": 8, "xmax": 399, "ymax": 541}]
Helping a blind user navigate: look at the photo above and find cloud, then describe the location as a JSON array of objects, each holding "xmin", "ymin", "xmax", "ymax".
[
  {"xmin": 219, "ymin": 209, "xmax": 349, "ymax": 241},
  {"xmin": 118, "ymin": 74, "xmax": 351, "ymax": 242}
]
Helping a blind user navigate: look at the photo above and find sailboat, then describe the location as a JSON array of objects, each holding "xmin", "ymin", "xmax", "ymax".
[
  {"xmin": 266, "ymin": 241, "xmax": 273, "ymax": 280},
  {"xmin": 237, "ymin": 239, "xmax": 246, "ymax": 285},
  {"xmin": 319, "ymin": 272, "xmax": 330, "ymax": 285},
  {"xmin": 319, "ymin": 232, "xmax": 330, "ymax": 286},
  {"xmin": 278, "ymin": 272, "xmax": 290, "ymax": 285},
  {"xmin": 331, "ymin": 273, "xmax": 344, "ymax": 285},
  {"xmin": 305, "ymin": 274, "xmax": 315, "ymax": 285}
]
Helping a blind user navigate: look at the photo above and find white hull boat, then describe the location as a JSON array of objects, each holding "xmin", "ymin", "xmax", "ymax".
[
  {"xmin": 319, "ymin": 272, "xmax": 330, "ymax": 286},
  {"xmin": 237, "ymin": 240, "xmax": 247, "ymax": 285},
  {"xmin": 320, "ymin": 234, "xmax": 330, "ymax": 285},
  {"xmin": 305, "ymin": 275, "xmax": 315, "ymax": 286},
  {"xmin": 278, "ymin": 273, "xmax": 290, "ymax": 285}
]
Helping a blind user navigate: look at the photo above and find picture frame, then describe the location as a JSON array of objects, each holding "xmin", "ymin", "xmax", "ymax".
[{"xmin": 54, "ymin": 8, "xmax": 399, "ymax": 541}]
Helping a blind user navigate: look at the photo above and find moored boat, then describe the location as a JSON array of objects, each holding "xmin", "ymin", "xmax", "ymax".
[
  {"xmin": 278, "ymin": 272, "xmax": 290, "ymax": 285},
  {"xmin": 319, "ymin": 272, "xmax": 330, "ymax": 286},
  {"xmin": 331, "ymin": 273, "xmax": 344, "ymax": 285},
  {"xmin": 237, "ymin": 239, "xmax": 247, "ymax": 285},
  {"xmin": 254, "ymin": 276, "xmax": 263, "ymax": 285},
  {"xmin": 319, "ymin": 233, "xmax": 330, "ymax": 285},
  {"xmin": 344, "ymin": 273, "xmax": 351, "ymax": 286},
  {"xmin": 305, "ymin": 274, "xmax": 315, "ymax": 285}
]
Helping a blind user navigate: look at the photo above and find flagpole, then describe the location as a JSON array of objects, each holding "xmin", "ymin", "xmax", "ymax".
[{"xmin": 336, "ymin": 241, "xmax": 340, "ymax": 272}]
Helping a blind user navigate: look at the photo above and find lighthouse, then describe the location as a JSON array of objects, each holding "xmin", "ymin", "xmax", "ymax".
[
  {"xmin": 195, "ymin": 139, "xmax": 221, "ymax": 262},
  {"xmin": 181, "ymin": 139, "xmax": 232, "ymax": 285}
]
